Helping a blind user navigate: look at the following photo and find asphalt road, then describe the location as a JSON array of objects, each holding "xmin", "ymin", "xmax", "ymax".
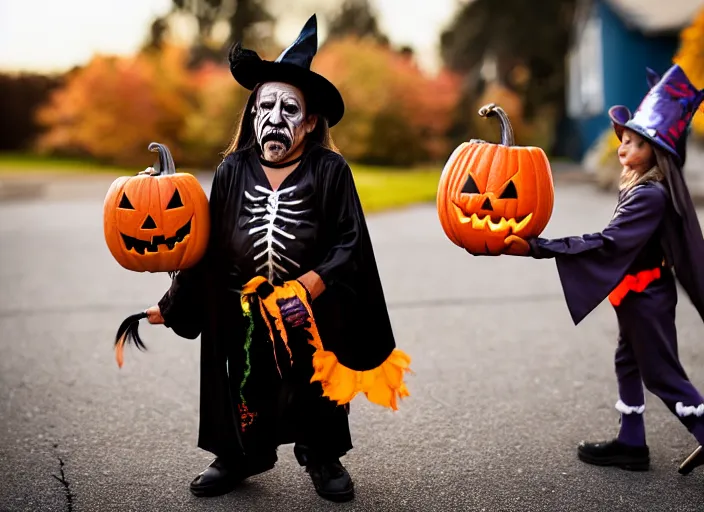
[{"xmin": 2, "ymin": 179, "xmax": 704, "ymax": 511}]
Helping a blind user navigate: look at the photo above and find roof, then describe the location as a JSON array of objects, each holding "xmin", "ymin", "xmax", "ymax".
[{"xmin": 604, "ymin": 0, "xmax": 704, "ymax": 34}]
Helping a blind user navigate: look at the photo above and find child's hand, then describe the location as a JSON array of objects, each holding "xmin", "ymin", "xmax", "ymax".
[
  {"xmin": 503, "ymin": 235, "xmax": 531, "ymax": 256},
  {"xmin": 145, "ymin": 305, "xmax": 165, "ymax": 324}
]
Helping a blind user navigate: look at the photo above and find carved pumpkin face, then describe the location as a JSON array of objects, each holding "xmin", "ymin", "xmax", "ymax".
[
  {"xmin": 103, "ymin": 143, "xmax": 210, "ymax": 273},
  {"xmin": 437, "ymin": 103, "xmax": 554, "ymax": 255}
]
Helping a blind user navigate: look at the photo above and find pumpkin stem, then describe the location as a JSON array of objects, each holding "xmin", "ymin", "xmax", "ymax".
[
  {"xmin": 477, "ymin": 103, "xmax": 515, "ymax": 146},
  {"xmin": 148, "ymin": 142, "xmax": 176, "ymax": 175}
]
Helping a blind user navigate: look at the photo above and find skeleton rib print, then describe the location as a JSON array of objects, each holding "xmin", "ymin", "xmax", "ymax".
[{"xmin": 244, "ymin": 184, "xmax": 309, "ymax": 281}]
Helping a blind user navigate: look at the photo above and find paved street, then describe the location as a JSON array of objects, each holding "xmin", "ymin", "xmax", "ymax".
[{"xmin": 2, "ymin": 177, "xmax": 704, "ymax": 511}]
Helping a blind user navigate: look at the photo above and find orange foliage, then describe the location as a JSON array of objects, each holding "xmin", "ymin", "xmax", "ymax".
[
  {"xmin": 180, "ymin": 62, "xmax": 249, "ymax": 167},
  {"xmin": 36, "ymin": 38, "xmax": 462, "ymax": 168},
  {"xmin": 674, "ymin": 6, "xmax": 704, "ymax": 138},
  {"xmin": 313, "ymin": 37, "xmax": 461, "ymax": 164},
  {"xmin": 36, "ymin": 45, "xmax": 193, "ymax": 166}
]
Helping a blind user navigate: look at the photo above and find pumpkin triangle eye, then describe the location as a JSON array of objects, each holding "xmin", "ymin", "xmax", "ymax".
[
  {"xmin": 141, "ymin": 215, "xmax": 157, "ymax": 229},
  {"xmin": 166, "ymin": 189, "xmax": 183, "ymax": 209},
  {"xmin": 119, "ymin": 193, "xmax": 134, "ymax": 209},
  {"xmin": 499, "ymin": 180, "xmax": 518, "ymax": 199},
  {"xmin": 461, "ymin": 174, "xmax": 480, "ymax": 194}
]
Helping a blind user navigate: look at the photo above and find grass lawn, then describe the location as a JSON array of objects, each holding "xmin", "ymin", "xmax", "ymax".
[
  {"xmin": 0, "ymin": 153, "xmax": 442, "ymax": 212},
  {"xmin": 351, "ymin": 164, "xmax": 441, "ymax": 213}
]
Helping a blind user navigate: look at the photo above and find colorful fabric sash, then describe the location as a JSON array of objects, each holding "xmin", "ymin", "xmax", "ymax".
[
  {"xmin": 608, "ymin": 267, "xmax": 661, "ymax": 306},
  {"xmin": 237, "ymin": 276, "xmax": 411, "ymax": 428}
]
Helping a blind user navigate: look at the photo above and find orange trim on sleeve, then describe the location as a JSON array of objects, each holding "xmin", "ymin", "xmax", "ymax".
[{"xmin": 608, "ymin": 267, "xmax": 661, "ymax": 306}]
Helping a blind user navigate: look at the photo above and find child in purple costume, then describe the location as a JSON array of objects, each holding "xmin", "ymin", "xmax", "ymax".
[{"xmin": 526, "ymin": 65, "xmax": 704, "ymax": 474}]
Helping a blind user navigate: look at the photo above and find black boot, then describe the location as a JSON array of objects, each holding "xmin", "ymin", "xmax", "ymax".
[
  {"xmin": 189, "ymin": 455, "xmax": 276, "ymax": 497},
  {"xmin": 305, "ymin": 458, "xmax": 354, "ymax": 502},
  {"xmin": 577, "ymin": 439, "xmax": 650, "ymax": 471},
  {"xmin": 679, "ymin": 445, "xmax": 704, "ymax": 475}
]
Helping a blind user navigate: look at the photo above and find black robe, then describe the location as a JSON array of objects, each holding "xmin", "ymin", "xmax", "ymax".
[{"xmin": 157, "ymin": 143, "xmax": 397, "ymax": 459}]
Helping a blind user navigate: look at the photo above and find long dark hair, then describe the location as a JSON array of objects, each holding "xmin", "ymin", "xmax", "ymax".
[
  {"xmin": 655, "ymin": 147, "xmax": 691, "ymax": 219},
  {"xmin": 222, "ymin": 83, "xmax": 339, "ymax": 157}
]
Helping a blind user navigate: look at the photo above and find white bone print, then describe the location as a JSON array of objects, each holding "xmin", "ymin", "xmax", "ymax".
[{"xmin": 244, "ymin": 184, "xmax": 309, "ymax": 281}]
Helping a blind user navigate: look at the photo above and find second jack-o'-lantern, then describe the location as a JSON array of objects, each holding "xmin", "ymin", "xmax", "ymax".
[
  {"xmin": 437, "ymin": 103, "xmax": 554, "ymax": 256},
  {"xmin": 103, "ymin": 143, "xmax": 210, "ymax": 273}
]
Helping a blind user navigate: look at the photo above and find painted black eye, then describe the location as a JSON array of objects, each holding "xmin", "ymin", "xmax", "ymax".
[
  {"xmin": 166, "ymin": 189, "xmax": 183, "ymax": 209},
  {"xmin": 461, "ymin": 175, "xmax": 480, "ymax": 194},
  {"xmin": 119, "ymin": 193, "xmax": 134, "ymax": 209},
  {"xmin": 499, "ymin": 180, "xmax": 518, "ymax": 199}
]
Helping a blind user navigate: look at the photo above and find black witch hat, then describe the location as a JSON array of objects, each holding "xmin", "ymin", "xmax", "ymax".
[{"xmin": 228, "ymin": 14, "xmax": 344, "ymax": 127}]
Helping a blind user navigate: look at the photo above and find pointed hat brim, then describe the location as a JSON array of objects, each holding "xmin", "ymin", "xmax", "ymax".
[
  {"xmin": 230, "ymin": 58, "xmax": 344, "ymax": 128},
  {"xmin": 608, "ymin": 105, "xmax": 681, "ymax": 162},
  {"xmin": 228, "ymin": 14, "xmax": 344, "ymax": 127}
]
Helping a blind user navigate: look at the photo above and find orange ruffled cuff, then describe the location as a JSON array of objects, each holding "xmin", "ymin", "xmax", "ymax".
[
  {"xmin": 311, "ymin": 348, "xmax": 412, "ymax": 411},
  {"xmin": 241, "ymin": 276, "xmax": 412, "ymax": 411}
]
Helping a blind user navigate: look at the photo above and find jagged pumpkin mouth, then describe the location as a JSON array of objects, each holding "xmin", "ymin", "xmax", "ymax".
[
  {"xmin": 451, "ymin": 203, "xmax": 532, "ymax": 233},
  {"xmin": 120, "ymin": 219, "xmax": 192, "ymax": 254}
]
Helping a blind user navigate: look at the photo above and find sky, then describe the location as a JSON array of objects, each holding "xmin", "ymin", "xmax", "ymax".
[{"xmin": 0, "ymin": 0, "xmax": 461, "ymax": 75}]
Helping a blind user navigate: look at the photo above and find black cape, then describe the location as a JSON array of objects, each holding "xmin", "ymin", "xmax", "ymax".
[
  {"xmin": 531, "ymin": 155, "xmax": 704, "ymax": 327},
  {"xmin": 157, "ymin": 143, "xmax": 396, "ymax": 457}
]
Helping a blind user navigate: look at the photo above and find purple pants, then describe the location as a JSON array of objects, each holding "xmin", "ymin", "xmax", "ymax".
[{"xmin": 614, "ymin": 270, "xmax": 704, "ymax": 445}]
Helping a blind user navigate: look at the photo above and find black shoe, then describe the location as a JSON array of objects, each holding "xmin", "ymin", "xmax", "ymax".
[
  {"xmin": 577, "ymin": 439, "xmax": 650, "ymax": 471},
  {"xmin": 306, "ymin": 458, "xmax": 354, "ymax": 502},
  {"xmin": 189, "ymin": 455, "xmax": 276, "ymax": 497},
  {"xmin": 679, "ymin": 445, "xmax": 704, "ymax": 475}
]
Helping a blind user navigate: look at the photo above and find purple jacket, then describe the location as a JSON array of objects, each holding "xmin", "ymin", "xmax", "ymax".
[{"xmin": 529, "ymin": 182, "xmax": 670, "ymax": 325}]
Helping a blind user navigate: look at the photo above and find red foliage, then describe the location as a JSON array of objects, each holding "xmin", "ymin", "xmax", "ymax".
[
  {"xmin": 36, "ymin": 45, "xmax": 193, "ymax": 166},
  {"xmin": 314, "ymin": 37, "xmax": 461, "ymax": 164},
  {"xmin": 35, "ymin": 38, "xmax": 462, "ymax": 168}
]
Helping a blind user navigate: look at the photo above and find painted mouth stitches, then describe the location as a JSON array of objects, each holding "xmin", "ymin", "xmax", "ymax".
[
  {"xmin": 121, "ymin": 219, "xmax": 191, "ymax": 255},
  {"xmin": 453, "ymin": 204, "xmax": 532, "ymax": 233}
]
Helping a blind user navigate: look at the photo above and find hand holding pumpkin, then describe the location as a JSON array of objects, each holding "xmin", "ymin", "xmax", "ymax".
[{"xmin": 503, "ymin": 235, "xmax": 532, "ymax": 256}]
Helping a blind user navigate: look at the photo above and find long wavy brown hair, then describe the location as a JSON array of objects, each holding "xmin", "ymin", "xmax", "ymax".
[{"xmin": 222, "ymin": 83, "xmax": 339, "ymax": 157}]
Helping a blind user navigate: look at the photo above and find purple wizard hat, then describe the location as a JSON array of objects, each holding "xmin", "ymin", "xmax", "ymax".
[{"xmin": 609, "ymin": 64, "xmax": 704, "ymax": 165}]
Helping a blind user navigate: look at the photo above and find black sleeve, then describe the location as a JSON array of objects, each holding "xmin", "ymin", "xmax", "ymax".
[
  {"xmin": 529, "ymin": 183, "xmax": 667, "ymax": 325},
  {"xmin": 157, "ymin": 160, "xmax": 229, "ymax": 339},
  {"xmin": 530, "ymin": 184, "xmax": 666, "ymax": 260},
  {"xmin": 313, "ymin": 157, "xmax": 363, "ymax": 289}
]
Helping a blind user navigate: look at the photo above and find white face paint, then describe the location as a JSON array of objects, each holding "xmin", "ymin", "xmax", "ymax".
[{"xmin": 253, "ymin": 82, "xmax": 311, "ymax": 163}]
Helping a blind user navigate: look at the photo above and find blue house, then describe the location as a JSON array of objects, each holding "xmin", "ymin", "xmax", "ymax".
[{"xmin": 565, "ymin": 0, "xmax": 703, "ymax": 161}]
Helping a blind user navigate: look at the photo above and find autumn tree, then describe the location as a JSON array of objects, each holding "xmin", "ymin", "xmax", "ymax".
[
  {"xmin": 324, "ymin": 0, "xmax": 389, "ymax": 45},
  {"xmin": 674, "ymin": 6, "xmax": 704, "ymax": 138},
  {"xmin": 35, "ymin": 45, "xmax": 194, "ymax": 166},
  {"xmin": 313, "ymin": 37, "xmax": 460, "ymax": 166},
  {"xmin": 440, "ymin": 0, "xmax": 577, "ymax": 150},
  {"xmin": 0, "ymin": 72, "xmax": 64, "ymax": 151},
  {"xmin": 166, "ymin": 0, "xmax": 276, "ymax": 66},
  {"xmin": 180, "ymin": 62, "xmax": 250, "ymax": 167}
]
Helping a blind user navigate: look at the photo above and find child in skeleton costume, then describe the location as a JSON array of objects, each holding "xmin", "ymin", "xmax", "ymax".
[
  {"xmin": 143, "ymin": 15, "xmax": 410, "ymax": 502},
  {"xmin": 525, "ymin": 65, "xmax": 704, "ymax": 473}
]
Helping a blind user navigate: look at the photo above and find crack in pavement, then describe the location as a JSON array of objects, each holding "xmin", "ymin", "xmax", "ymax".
[{"xmin": 52, "ymin": 444, "xmax": 74, "ymax": 512}]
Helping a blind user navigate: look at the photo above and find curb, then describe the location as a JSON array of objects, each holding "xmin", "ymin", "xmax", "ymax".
[
  {"xmin": 10, "ymin": 169, "xmax": 704, "ymax": 205},
  {"xmin": 0, "ymin": 172, "xmax": 212, "ymax": 203}
]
